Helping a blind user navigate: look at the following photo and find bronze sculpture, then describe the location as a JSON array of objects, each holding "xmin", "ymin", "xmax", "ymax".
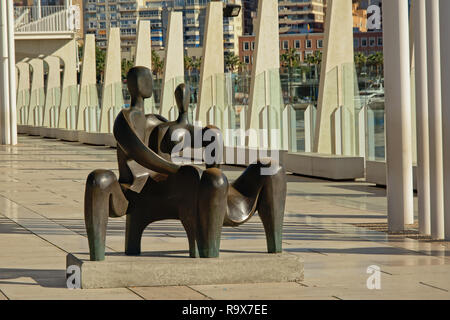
[{"xmin": 84, "ymin": 66, "xmax": 287, "ymax": 261}]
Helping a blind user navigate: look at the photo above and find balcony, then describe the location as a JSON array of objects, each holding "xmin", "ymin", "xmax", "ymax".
[
  {"xmin": 119, "ymin": 4, "xmax": 137, "ymax": 12},
  {"xmin": 14, "ymin": 5, "xmax": 80, "ymax": 34}
]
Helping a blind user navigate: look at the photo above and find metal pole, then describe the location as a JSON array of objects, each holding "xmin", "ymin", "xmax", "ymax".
[
  {"xmin": 413, "ymin": 0, "xmax": 431, "ymax": 235},
  {"xmin": 439, "ymin": 0, "xmax": 450, "ymax": 240},
  {"xmin": 0, "ymin": 1, "xmax": 11, "ymax": 145},
  {"xmin": 426, "ymin": 0, "xmax": 445, "ymax": 239},
  {"xmin": 382, "ymin": 0, "xmax": 414, "ymax": 232},
  {"xmin": 7, "ymin": 0, "xmax": 17, "ymax": 145}
]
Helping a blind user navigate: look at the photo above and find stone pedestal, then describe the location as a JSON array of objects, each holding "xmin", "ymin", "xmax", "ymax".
[{"xmin": 67, "ymin": 252, "xmax": 303, "ymax": 289}]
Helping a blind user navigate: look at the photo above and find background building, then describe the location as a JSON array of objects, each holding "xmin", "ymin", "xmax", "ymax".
[
  {"xmin": 84, "ymin": 0, "xmax": 243, "ymax": 60},
  {"xmin": 14, "ymin": 0, "xmax": 84, "ymax": 40},
  {"xmin": 239, "ymin": 33, "xmax": 324, "ymax": 70},
  {"xmin": 278, "ymin": 0, "xmax": 327, "ymax": 34},
  {"xmin": 353, "ymin": 30, "xmax": 382, "ymax": 55},
  {"xmin": 240, "ymin": 0, "xmax": 327, "ymax": 36}
]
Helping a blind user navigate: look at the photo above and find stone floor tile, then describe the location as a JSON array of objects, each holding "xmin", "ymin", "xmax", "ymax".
[{"xmin": 129, "ymin": 286, "xmax": 209, "ymax": 300}]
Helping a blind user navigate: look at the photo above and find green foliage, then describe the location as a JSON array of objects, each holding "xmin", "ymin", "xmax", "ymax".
[
  {"xmin": 184, "ymin": 55, "xmax": 193, "ymax": 72},
  {"xmin": 280, "ymin": 48, "xmax": 301, "ymax": 69},
  {"xmin": 184, "ymin": 55, "xmax": 202, "ymax": 75},
  {"xmin": 151, "ymin": 50, "xmax": 164, "ymax": 79},
  {"xmin": 95, "ymin": 46, "xmax": 106, "ymax": 83},
  {"xmin": 304, "ymin": 50, "xmax": 322, "ymax": 66},
  {"xmin": 121, "ymin": 59, "xmax": 134, "ymax": 79},
  {"xmin": 224, "ymin": 52, "xmax": 242, "ymax": 73},
  {"xmin": 367, "ymin": 52, "xmax": 384, "ymax": 76},
  {"xmin": 354, "ymin": 52, "xmax": 367, "ymax": 69}
]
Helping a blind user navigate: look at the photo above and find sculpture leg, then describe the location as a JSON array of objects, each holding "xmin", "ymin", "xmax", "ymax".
[
  {"xmin": 84, "ymin": 169, "xmax": 128, "ymax": 261},
  {"xmin": 197, "ymin": 168, "xmax": 228, "ymax": 258},
  {"xmin": 124, "ymin": 208, "xmax": 147, "ymax": 256},
  {"xmin": 174, "ymin": 166, "xmax": 201, "ymax": 258},
  {"xmin": 256, "ymin": 163, "xmax": 286, "ymax": 254},
  {"xmin": 231, "ymin": 160, "xmax": 287, "ymax": 253}
]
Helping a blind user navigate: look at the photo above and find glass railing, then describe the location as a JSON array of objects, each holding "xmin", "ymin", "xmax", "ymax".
[
  {"xmin": 100, "ymin": 82, "xmax": 125, "ymax": 133},
  {"xmin": 27, "ymin": 87, "xmax": 45, "ymax": 126},
  {"xmin": 43, "ymin": 86, "xmax": 61, "ymax": 127},
  {"xmin": 16, "ymin": 89, "xmax": 30, "ymax": 125},
  {"xmin": 159, "ymin": 75, "xmax": 185, "ymax": 120},
  {"xmin": 16, "ymin": 61, "xmax": 386, "ymax": 159}
]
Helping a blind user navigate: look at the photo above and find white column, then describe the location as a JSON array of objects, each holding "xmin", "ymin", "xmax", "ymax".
[
  {"xmin": 7, "ymin": 0, "xmax": 17, "ymax": 145},
  {"xmin": 382, "ymin": 0, "xmax": 414, "ymax": 232},
  {"xmin": 160, "ymin": 12, "xmax": 184, "ymax": 119},
  {"xmin": 314, "ymin": 0, "xmax": 355, "ymax": 155},
  {"xmin": 77, "ymin": 34, "xmax": 97, "ymax": 131},
  {"xmin": 196, "ymin": 2, "xmax": 225, "ymax": 126},
  {"xmin": 99, "ymin": 28, "xmax": 123, "ymax": 133},
  {"xmin": 426, "ymin": 0, "xmax": 445, "ymax": 240},
  {"xmin": 246, "ymin": 0, "xmax": 281, "ymax": 148},
  {"xmin": 0, "ymin": 1, "xmax": 11, "ymax": 145},
  {"xmin": 36, "ymin": 0, "xmax": 42, "ymax": 20},
  {"xmin": 439, "ymin": 0, "xmax": 450, "ymax": 240},
  {"xmin": 413, "ymin": 0, "xmax": 430, "ymax": 235}
]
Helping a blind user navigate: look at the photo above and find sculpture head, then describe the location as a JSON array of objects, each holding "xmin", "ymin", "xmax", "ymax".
[
  {"xmin": 175, "ymin": 83, "xmax": 190, "ymax": 115},
  {"xmin": 127, "ymin": 66, "xmax": 153, "ymax": 103}
]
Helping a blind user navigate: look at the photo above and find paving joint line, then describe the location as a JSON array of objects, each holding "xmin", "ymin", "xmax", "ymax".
[
  {"xmin": 126, "ymin": 287, "xmax": 147, "ymax": 300},
  {"xmin": 0, "ymin": 288, "xmax": 9, "ymax": 300},
  {"xmin": 419, "ymin": 281, "xmax": 448, "ymax": 292},
  {"xmin": 0, "ymin": 194, "xmax": 117, "ymax": 255},
  {"xmin": 186, "ymin": 285, "xmax": 214, "ymax": 300}
]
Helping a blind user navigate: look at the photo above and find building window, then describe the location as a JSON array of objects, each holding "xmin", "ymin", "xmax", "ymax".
[
  {"xmin": 361, "ymin": 38, "xmax": 367, "ymax": 47},
  {"xmin": 369, "ymin": 37, "xmax": 376, "ymax": 47},
  {"xmin": 306, "ymin": 39, "xmax": 312, "ymax": 48},
  {"xmin": 377, "ymin": 37, "xmax": 383, "ymax": 46},
  {"xmin": 251, "ymin": 41, "xmax": 255, "ymax": 50},
  {"xmin": 283, "ymin": 40, "xmax": 289, "ymax": 50},
  {"xmin": 294, "ymin": 40, "xmax": 300, "ymax": 49},
  {"xmin": 244, "ymin": 55, "xmax": 250, "ymax": 64},
  {"xmin": 354, "ymin": 39, "xmax": 359, "ymax": 48},
  {"xmin": 317, "ymin": 39, "xmax": 323, "ymax": 48},
  {"xmin": 305, "ymin": 51, "xmax": 313, "ymax": 59},
  {"xmin": 243, "ymin": 41, "xmax": 250, "ymax": 51}
]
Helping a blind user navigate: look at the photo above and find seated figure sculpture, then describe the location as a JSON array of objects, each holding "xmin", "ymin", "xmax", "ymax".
[{"xmin": 84, "ymin": 66, "xmax": 287, "ymax": 261}]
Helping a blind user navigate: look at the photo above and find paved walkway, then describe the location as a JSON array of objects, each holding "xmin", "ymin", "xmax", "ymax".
[{"xmin": 0, "ymin": 135, "xmax": 448, "ymax": 300}]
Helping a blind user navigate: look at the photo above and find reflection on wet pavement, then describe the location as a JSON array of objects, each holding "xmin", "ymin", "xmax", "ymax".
[{"xmin": 0, "ymin": 135, "xmax": 448, "ymax": 300}]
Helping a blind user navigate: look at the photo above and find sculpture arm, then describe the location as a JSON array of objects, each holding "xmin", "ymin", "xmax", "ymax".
[{"xmin": 113, "ymin": 112, "xmax": 180, "ymax": 175}]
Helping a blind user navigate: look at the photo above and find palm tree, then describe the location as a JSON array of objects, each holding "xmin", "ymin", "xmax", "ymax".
[
  {"xmin": 224, "ymin": 52, "xmax": 241, "ymax": 73},
  {"xmin": 280, "ymin": 48, "xmax": 300, "ymax": 70},
  {"xmin": 95, "ymin": 46, "xmax": 106, "ymax": 83},
  {"xmin": 354, "ymin": 52, "xmax": 367, "ymax": 75},
  {"xmin": 368, "ymin": 52, "xmax": 384, "ymax": 78},
  {"xmin": 305, "ymin": 51, "xmax": 322, "ymax": 79},
  {"xmin": 121, "ymin": 59, "xmax": 134, "ymax": 80},
  {"xmin": 280, "ymin": 48, "xmax": 301, "ymax": 103},
  {"xmin": 191, "ymin": 57, "xmax": 202, "ymax": 74},
  {"xmin": 184, "ymin": 55, "xmax": 193, "ymax": 76},
  {"xmin": 151, "ymin": 50, "xmax": 164, "ymax": 79}
]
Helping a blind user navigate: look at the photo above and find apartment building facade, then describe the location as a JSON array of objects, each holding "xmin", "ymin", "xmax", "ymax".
[
  {"xmin": 353, "ymin": 30, "xmax": 383, "ymax": 55},
  {"xmin": 240, "ymin": 0, "xmax": 327, "ymax": 36},
  {"xmin": 83, "ymin": 0, "xmax": 243, "ymax": 60},
  {"xmin": 278, "ymin": 0, "xmax": 327, "ymax": 34},
  {"xmin": 239, "ymin": 30, "xmax": 383, "ymax": 71},
  {"xmin": 239, "ymin": 33, "xmax": 325, "ymax": 70}
]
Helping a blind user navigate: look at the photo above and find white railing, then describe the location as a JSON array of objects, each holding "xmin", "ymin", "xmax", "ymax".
[{"xmin": 14, "ymin": 5, "xmax": 80, "ymax": 33}]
